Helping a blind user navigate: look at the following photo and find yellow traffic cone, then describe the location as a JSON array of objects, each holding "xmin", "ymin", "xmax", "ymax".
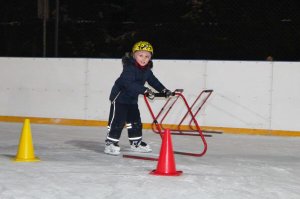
[{"xmin": 13, "ymin": 119, "xmax": 40, "ymax": 162}]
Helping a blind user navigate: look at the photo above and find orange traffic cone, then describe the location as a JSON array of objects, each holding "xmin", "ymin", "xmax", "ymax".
[
  {"xmin": 150, "ymin": 128, "xmax": 182, "ymax": 176},
  {"xmin": 13, "ymin": 119, "xmax": 40, "ymax": 162}
]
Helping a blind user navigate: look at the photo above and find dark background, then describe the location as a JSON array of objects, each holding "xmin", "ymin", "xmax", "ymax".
[{"xmin": 1, "ymin": 0, "xmax": 300, "ymax": 61}]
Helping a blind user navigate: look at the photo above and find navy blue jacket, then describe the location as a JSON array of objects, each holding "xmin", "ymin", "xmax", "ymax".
[{"xmin": 109, "ymin": 56, "xmax": 166, "ymax": 104}]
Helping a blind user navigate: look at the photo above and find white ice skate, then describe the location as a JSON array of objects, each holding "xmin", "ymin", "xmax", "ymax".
[
  {"xmin": 104, "ymin": 142, "xmax": 120, "ymax": 155},
  {"xmin": 130, "ymin": 141, "xmax": 152, "ymax": 153}
]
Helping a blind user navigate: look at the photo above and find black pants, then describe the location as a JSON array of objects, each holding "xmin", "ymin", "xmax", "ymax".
[{"xmin": 106, "ymin": 102, "xmax": 143, "ymax": 143}]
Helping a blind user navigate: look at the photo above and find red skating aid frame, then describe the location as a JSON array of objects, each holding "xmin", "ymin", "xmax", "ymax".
[{"xmin": 123, "ymin": 89, "xmax": 214, "ymax": 160}]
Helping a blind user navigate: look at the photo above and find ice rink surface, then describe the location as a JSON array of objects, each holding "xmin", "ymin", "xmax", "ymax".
[{"xmin": 0, "ymin": 122, "xmax": 299, "ymax": 199}]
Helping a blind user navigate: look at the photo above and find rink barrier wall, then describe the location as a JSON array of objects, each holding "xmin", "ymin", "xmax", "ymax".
[
  {"xmin": 0, "ymin": 57, "xmax": 300, "ymax": 136},
  {"xmin": 1, "ymin": 116, "xmax": 300, "ymax": 137}
]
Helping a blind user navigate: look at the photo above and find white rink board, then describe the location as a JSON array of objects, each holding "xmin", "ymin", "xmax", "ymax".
[
  {"xmin": 271, "ymin": 62, "xmax": 300, "ymax": 131},
  {"xmin": 0, "ymin": 58, "xmax": 87, "ymax": 119},
  {"xmin": 0, "ymin": 57, "xmax": 299, "ymax": 132},
  {"xmin": 204, "ymin": 61, "xmax": 272, "ymax": 129},
  {"xmin": 85, "ymin": 59, "xmax": 121, "ymax": 120}
]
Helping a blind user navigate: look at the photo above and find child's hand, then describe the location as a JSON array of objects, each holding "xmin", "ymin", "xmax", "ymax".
[
  {"xmin": 162, "ymin": 88, "xmax": 172, "ymax": 98},
  {"xmin": 145, "ymin": 88, "xmax": 155, "ymax": 100}
]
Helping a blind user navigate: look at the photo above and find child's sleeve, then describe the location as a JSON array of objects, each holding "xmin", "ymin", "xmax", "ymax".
[{"xmin": 146, "ymin": 70, "xmax": 166, "ymax": 92}]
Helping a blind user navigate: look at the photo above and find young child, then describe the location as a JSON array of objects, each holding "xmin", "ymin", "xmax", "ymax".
[{"xmin": 104, "ymin": 41, "xmax": 172, "ymax": 155}]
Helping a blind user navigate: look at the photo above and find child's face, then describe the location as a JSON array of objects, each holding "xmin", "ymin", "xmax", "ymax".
[{"xmin": 133, "ymin": 50, "xmax": 152, "ymax": 67}]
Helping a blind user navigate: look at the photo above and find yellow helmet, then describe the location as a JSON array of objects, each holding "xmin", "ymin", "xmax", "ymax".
[{"xmin": 132, "ymin": 41, "xmax": 153, "ymax": 54}]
